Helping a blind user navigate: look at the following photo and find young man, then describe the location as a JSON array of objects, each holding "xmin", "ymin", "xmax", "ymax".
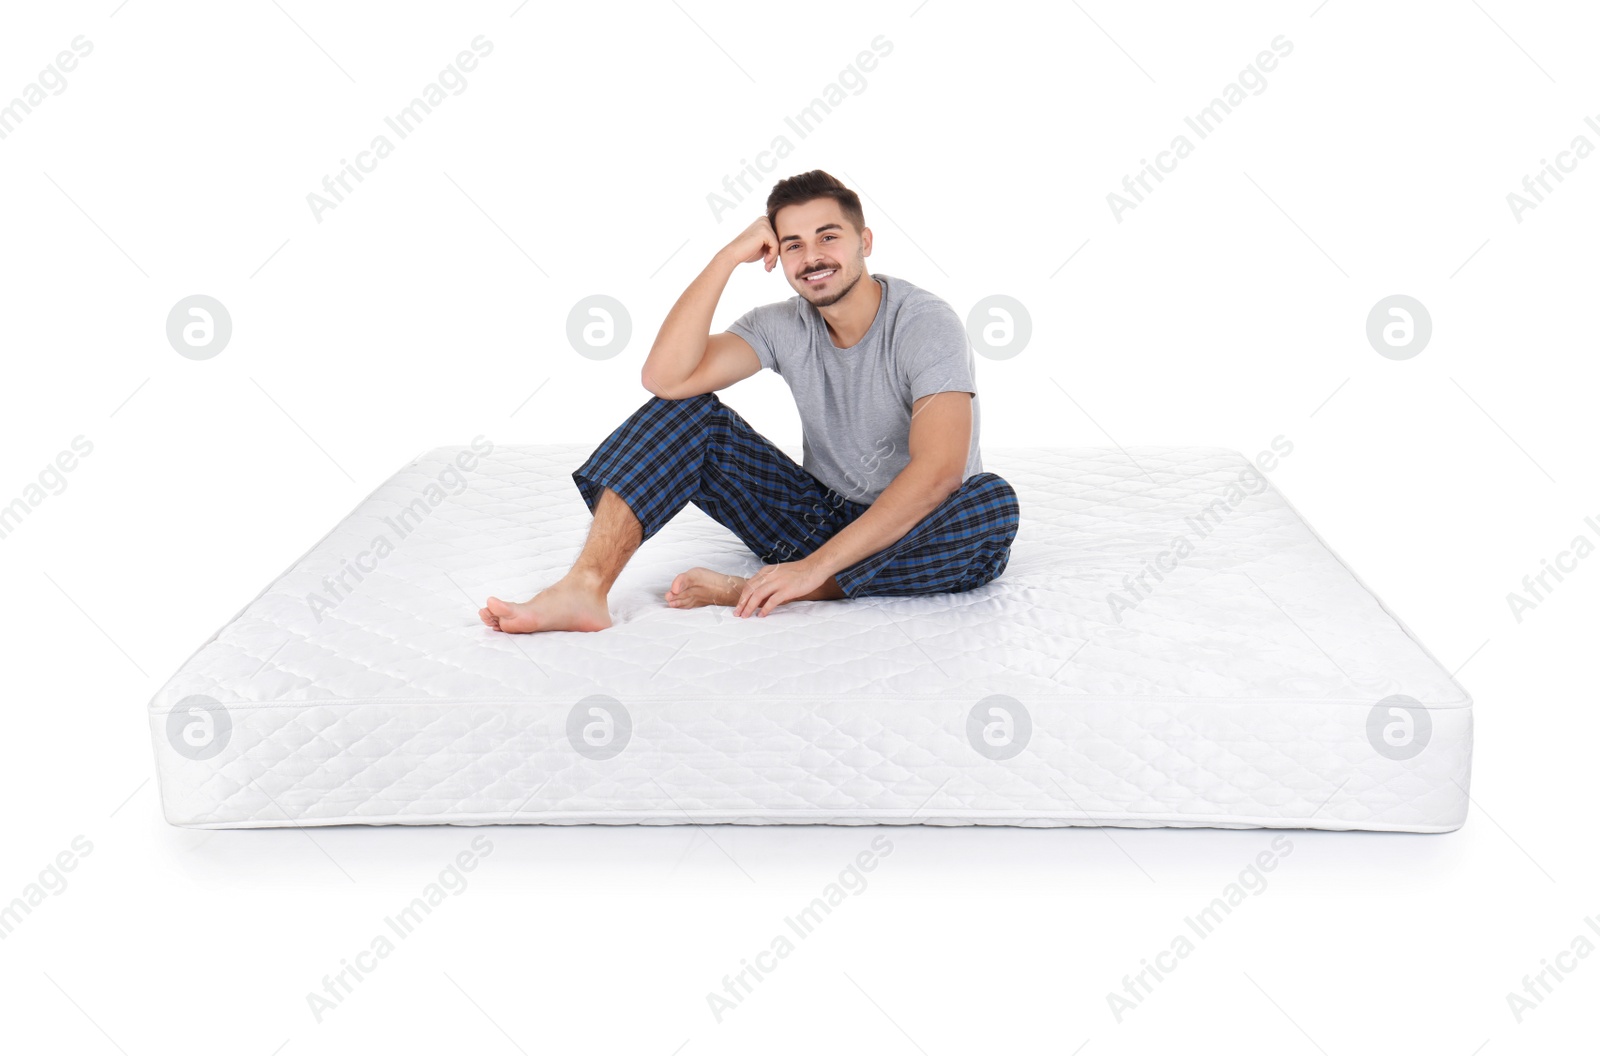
[{"xmin": 479, "ymin": 169, "xmax": 1019, "ymax": 633}]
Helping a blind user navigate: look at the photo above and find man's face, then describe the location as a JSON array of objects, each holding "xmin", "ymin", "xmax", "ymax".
[{"xmin": 773, "ymin": 198, "xmax": 871, "ymax": 308}]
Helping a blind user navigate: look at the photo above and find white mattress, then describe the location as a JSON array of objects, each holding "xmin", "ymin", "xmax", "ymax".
[{"xmin": 147, "ymin": 444, "xmax": 1473, "ymax": 831}]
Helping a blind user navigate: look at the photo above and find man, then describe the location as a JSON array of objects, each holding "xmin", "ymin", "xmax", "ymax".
[{"xmin": 479, "ymin": 169, "xmax": 1019, "ymax": 633}]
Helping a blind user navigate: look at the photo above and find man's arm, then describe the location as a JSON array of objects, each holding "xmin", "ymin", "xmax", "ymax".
[
  {"xmin": 734, "ymin": 390, "xmax": 973, "ymax": 616},
  {"xmin": 641, "ymin": 216, "xmax": 777, "ymax": 400}
]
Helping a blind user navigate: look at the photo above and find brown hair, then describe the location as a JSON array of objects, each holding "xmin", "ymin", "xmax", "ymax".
[{"xmin": 765, "ymin": 170, "xmax": 866, "ymax": 238}]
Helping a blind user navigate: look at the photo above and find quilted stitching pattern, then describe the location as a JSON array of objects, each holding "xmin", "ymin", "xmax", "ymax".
[{"xmin": 147, "ymin": 445, "xmax": 1472, "ymax": 830}]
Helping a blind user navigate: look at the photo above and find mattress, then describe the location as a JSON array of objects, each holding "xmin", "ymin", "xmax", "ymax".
[{"xmin": 147, "ymin": 443, "xmax": 1473, "ymax": 831}]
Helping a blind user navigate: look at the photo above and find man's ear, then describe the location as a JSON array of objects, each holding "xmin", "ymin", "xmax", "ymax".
[{"xmin": 861, "ymin": 226, "xmax": 872, "ymax": 257}]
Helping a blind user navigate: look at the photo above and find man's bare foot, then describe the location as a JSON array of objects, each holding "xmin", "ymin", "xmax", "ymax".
[
  {"xmin": 664, "ymin": 566, "xmax": 746, "ymax": 609},
  {"xmin": 480, "ymin": 570, "xmax": 612, "ymax": 633}
]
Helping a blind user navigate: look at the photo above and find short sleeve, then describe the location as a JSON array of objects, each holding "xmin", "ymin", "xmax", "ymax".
[
  {"xmin": 899, "ymin": 305, "xmax": 976, "ymax": 402},
  {"xmin": 726, "ymin": 302, "xmax": 785, "ymax": 376}
]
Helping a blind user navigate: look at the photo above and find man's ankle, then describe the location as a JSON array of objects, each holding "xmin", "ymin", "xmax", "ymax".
[{"xmin": 567, "ymin": 564, "xmax": 611, "ymax": 592}]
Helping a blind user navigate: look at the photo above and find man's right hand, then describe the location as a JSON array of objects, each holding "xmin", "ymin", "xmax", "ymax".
[
  {"xmin": 725, "ymin": 215, "xmax": 780, "ymax": 272},
  {"xmin": 643, "ymin": 215, "xmax": 775, "ymax": 397}
]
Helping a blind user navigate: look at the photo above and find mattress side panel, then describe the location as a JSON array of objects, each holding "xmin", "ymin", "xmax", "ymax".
[{"xmin": 149, "ymin": 697, "xmax": 1471, "ymax": 831}]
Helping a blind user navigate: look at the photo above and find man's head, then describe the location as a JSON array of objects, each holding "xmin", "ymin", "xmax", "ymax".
[{"xmin": 765, "ymin": 170, "xmax": 872, "ymax": 308}]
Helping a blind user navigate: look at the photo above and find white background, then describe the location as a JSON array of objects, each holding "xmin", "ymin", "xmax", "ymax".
[{"xmin": 1, "ymin": 0, "xmax": 1595, "ymax": 1052}]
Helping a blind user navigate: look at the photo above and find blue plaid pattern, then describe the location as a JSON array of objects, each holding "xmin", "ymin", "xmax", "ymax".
[{"xmin": 572, "ymin": 392, "xmax": 1019, "ymax": 598}]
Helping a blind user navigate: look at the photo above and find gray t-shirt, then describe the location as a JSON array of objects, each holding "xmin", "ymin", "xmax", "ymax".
[{"xmin": 727, "ymin": 272, "xmax": 983, "ymax": 504}]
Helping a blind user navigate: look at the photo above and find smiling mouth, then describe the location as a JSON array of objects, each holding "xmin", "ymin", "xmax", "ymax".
[{"xmin": 802, "ymin": 268, "xmax": 837, "ymax": 284}]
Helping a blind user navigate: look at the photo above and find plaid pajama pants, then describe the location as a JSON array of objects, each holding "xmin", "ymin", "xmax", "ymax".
[{"xmin": 571, "ymin": 392, "xmax": 1020, "ymax": 598}]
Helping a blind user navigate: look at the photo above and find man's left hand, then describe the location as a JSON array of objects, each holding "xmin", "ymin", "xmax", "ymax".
[{"xmin": 735, "ymin": 559, "xmax": 830, "ymax": 618}]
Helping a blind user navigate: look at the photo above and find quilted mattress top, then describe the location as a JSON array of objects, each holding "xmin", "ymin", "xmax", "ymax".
[{"xmin": 149, "ymin": 445, "xmax": 1469, "ymax": 713}]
